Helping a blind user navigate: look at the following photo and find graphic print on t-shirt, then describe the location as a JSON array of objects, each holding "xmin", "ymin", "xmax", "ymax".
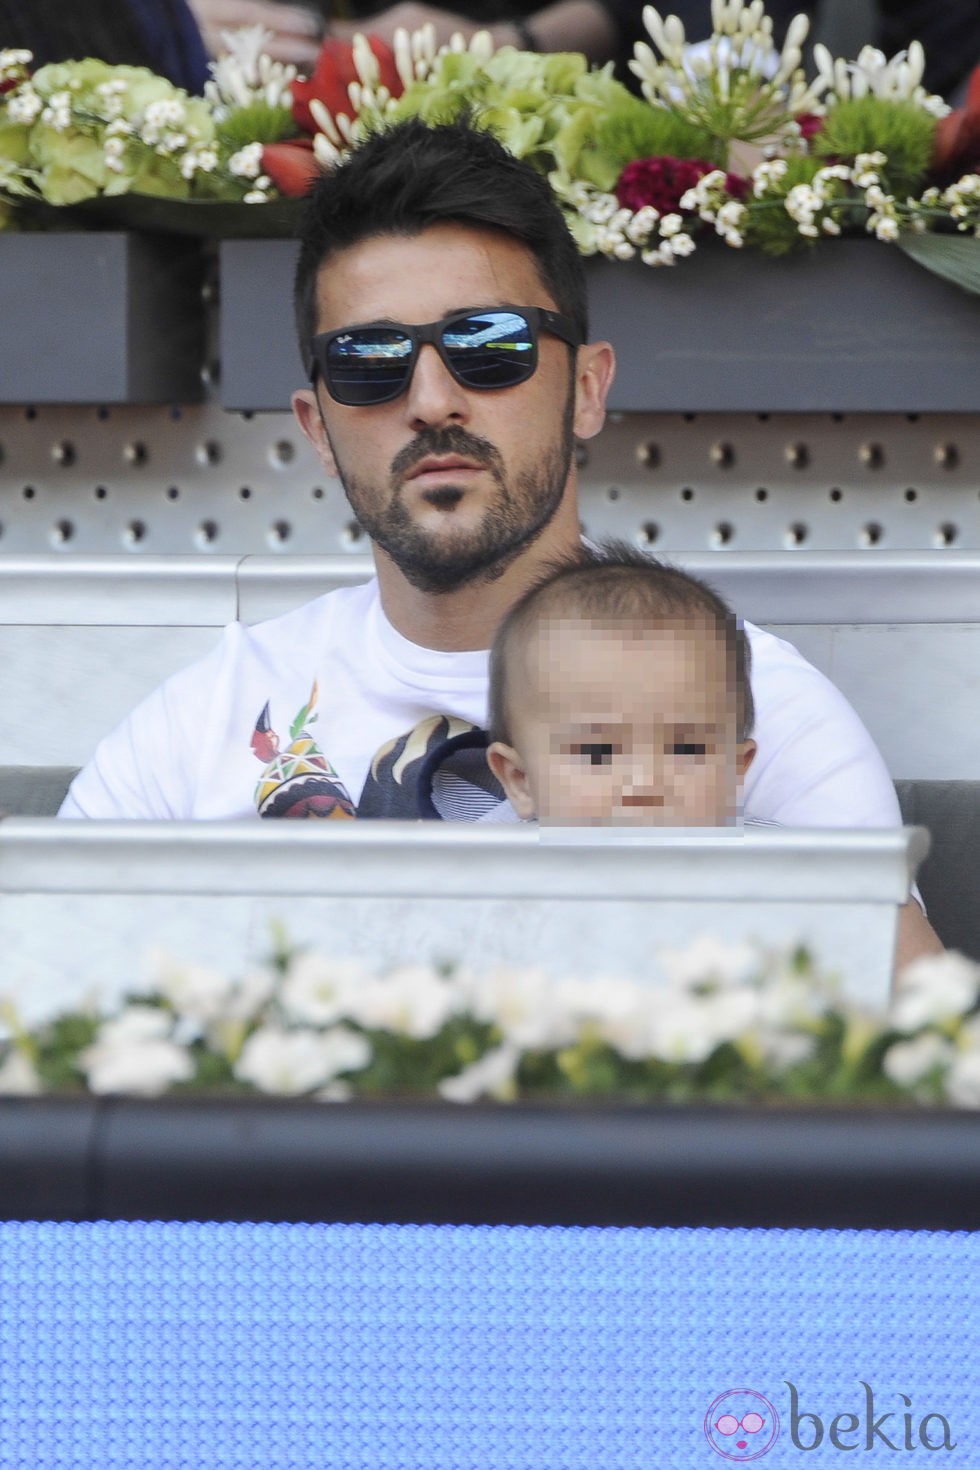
[
  {"xmin": 251, "ymin": 682, "xmax": 356, "ymax": 819},
  {"xmin": 357, "ymin": 713, "xmax": 476, "ymax": 818}
]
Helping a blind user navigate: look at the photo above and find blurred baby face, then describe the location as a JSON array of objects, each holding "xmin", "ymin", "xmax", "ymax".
[{"xmin": 489, "ymin": 615, "xmax": 754, "ymax": 826}]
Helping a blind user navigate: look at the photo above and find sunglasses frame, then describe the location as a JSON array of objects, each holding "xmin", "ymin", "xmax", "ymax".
[{"xmin": 308, "ymin": 305, "xmax": 583, "ymax": 406}]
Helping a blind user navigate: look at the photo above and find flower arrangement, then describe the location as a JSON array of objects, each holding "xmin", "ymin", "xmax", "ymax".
[
  {"xmin": 1, "ymin": 4, "xmax": 979, "ymax": 289},
  {"xmin": 1, "ymin": 937, "xmax": 979, "ymax": 1109},
  {"xmin": 0, "ymin": 30, "xmax": 297, "ymax": 225}
]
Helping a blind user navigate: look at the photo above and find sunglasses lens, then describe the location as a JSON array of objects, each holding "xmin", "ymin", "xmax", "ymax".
[
  {"xmin": 319, "ymin": 310, "xmax": 539, "ymax": 404},
  {"xmin": 325, "ymin": 327, "xmax": 414, "ymax": 406},
  {"xmin": 443, "ymin": 311, "xmax": 535, "ymax": 389}
]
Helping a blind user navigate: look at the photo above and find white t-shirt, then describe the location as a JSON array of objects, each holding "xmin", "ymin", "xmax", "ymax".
[{"xmin": 59, "ymin": 577, "xmax": 901, "ymax": 827}]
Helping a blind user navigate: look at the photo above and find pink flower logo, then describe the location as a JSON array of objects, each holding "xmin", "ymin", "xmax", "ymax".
[{"xmin": 704, "ymin": 1388, "xmax": 780, "ymax": 1460}]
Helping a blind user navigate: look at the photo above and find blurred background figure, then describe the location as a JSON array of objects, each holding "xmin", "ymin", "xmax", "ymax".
[
  {"xmin": 185, "ymin": 0, "xmax": 978, "ymax": 103},
  {"xmin": 0, "ymin": 0, "xmax": 211, "ymax": 92},
  {"xmin": 3, "ymin": 0, "xmax": 973, "ymax": 110}
]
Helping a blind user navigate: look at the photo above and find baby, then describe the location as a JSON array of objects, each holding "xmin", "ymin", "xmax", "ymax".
[{"xmin": 486, "ymin": 543, "xmax": 756, "ymax": 826}]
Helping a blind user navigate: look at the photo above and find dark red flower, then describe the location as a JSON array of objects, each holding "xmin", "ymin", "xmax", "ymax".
[
  {"xmin": 931, "ymin": 63, "xmax": 980, "ymax": 179},
  {"xmin": 290, "ymin": 35, "xmax": 403, "ymax": 136},
  {"xmin": 615, "ymin": 156, "xmax": 746, "ymax": 215},
  {"xmin": 795, "ymin": 113, "xmax": 824, "ymax": 141},
  {"xmin": 261, "ymin": 138, "xmax": 322, "ymax": 197}
]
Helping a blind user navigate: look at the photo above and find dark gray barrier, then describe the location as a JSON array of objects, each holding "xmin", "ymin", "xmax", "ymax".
[{"xmin": 2, "ymin": 1098, "xmax": 979, "ymax": 1230}]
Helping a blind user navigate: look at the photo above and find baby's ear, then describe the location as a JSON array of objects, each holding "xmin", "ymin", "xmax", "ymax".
[
  {"xmin": 737, "ymin": 738, "xmax": 757, "ymax": 780},
  {"xmin": 487, "ymin": 741, "xmax": 537, "ymax": 821}
]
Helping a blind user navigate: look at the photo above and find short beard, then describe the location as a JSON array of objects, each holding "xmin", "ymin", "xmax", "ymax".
[{"xmin": 332, "ymin": 398, "xmax": 577, "ymax": 596}]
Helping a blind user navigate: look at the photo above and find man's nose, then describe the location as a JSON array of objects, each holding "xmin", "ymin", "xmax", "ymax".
[{"xmin": 403, "ymin": 343, "xmax": 469, "ymax": 427}]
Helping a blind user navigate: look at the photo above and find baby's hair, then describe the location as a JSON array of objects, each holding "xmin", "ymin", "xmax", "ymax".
[{"xmin": 489, "ymin": 540, "xmax": 753, "ymax": 743}]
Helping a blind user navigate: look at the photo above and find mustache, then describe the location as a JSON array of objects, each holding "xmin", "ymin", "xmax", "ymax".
[{"xmin": 390, "ymin": 425, "xmax": 505, "ymax": 482}]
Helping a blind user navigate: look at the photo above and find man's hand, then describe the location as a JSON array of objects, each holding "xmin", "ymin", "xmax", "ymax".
[
  {"xmin": 894, "ymin": 899, "xmax": 946, "ymax": 989},
  {"xmin": 187, "ymin": 0, "xmax": 324, "ymax": 66}
]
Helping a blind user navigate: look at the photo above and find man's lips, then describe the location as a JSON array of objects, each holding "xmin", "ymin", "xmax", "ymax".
[{"xmin": 403, "ymin": 455, "xmax": 486, "ymax": 484}]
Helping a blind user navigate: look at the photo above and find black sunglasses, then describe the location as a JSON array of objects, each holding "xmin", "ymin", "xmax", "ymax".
[{"xmin": 308, "ymin": 306, "xmax": 582, "ymax": 406}]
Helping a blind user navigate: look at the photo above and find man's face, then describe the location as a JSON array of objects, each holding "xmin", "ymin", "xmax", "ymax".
[
  {"xmin": 295, "ymin": 223, "xmax": 581, "ymax": 595},
  {"xmin": 493, "ymin": 616, "xmax": 755, "ymax": 826}
]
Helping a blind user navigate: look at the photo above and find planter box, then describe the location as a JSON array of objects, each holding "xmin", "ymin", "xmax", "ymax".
[
  {"xmin": 0, "ymin": 822, "xmax": 927, "ymax": 1014},
  {"xmin": 2, "ymin": 1095, "xmax": 979, "ymax": 1227},
  {"xmin": 0, "ymin": 232, "xmax": 206, "ymax": 404},
  {"xmin": 219, "ymin": 237, "xmax": 980, "ymax": 412}
]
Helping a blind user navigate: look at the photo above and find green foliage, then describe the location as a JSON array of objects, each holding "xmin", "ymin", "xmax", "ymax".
[
  {"xmin": 815, "ymin": 97, "xmax": 936, "ymax": 199},
  {"xmin": 217, "ymin": 102, "xmax": 297, "ymax": 150},
  {"xmin": 33, "ymin": 1013, "xmax": 99, "ymax": 1091},
  {"xmin": 591, "ymin": 97, "xmax": 723, "ymax": 183}
]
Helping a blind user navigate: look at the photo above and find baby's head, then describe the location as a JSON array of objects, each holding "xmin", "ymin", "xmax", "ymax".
[{"xmin": 487, "ymin": 543, "xmax": 756, "ymax": 826}]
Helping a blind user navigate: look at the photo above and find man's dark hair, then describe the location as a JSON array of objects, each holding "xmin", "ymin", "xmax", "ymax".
[
  {"xmin": 489, "ymin": 539, "xmax": 754, "ymax": 744},
  {"xmin": 294, "ymin": 116, "xmax": 588, "ymax": 374}
]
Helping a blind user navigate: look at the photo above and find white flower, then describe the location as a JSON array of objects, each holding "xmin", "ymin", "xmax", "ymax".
[
  {"xmin": 40, "ymin": 91, "xmax": 72, "ymax": 131},
  {"xmin": 752, "ymin": 156, "xmax": 787, "ymax": 196},
  {"xmin": 439, "ymin": 1043, "xmax": 520, "ymax": 1103},
  {"xmin": 872, "ymin": 215, "xmax": 899, "ymax": 242},
  {"xmin": 756, "ymin": 1029, "xmax": 816, "ymax": 1071},
  {"xmin": 716, "ymin": 200, "xmax": 745, "ymax": 230},
  {"xmin": 625, "ymin": 204, "xmax": 660, "ymax": 243},
  {"xmin": 891, "ymin": 951, "xmax": 980, "ymax": 1032},
  {"xmin": 669, "ymin": 232, "xmax": 696, "ymax": 256},
  {"xmin": 883, "ymin": 1031, "xmax": 952, "ymax": 1089},
  {"xmin": 79, "ymin": 1005, "xmax": 193, "ymax": 1096},
  {"xmin": 280, "ymin": 952, "xmax": 367, "ymax": 1026},
  {"xmin": 345, "ymin": 966, "xmax": 458, "ymax": 1039},
  {"xmin": 180, "ymin": 145, "xmax": 218, "ymax": 178},
  {"xmin": 0, "ymin": 1049, "xmax": 42, "ymax": 1095},
  {"xmin": 229, "ymin": 141, "xmax": 264, "ymax": 178},
  {"xmin": 0, "ymin": 49, "xmax": 32, "ymax": 78},
  {"xmin": 646, "ymin": 986, "xmax": 756, "ymax": 1064},
  {"xmin": 657, "ymin": 935, "xmax": 759, "ymax": 991},
  {"xmin": 467, "ymin": 965, "xmax": 577, "ymax": 1050},
  {"xmin": 659, "ymin": 212, "xmax": 684, "ymax": 237},
  {"xmin": 145, "ymin": 948, "xmax": 237, "ymax": 1024},
  {"xmin": 7, "ymin": 86, "xmax": 42, "ymax": 124},
  {"xmin": 143, "ymin": 97, "xmax": 186, "ymax": 131},
  {"xmin": 234, "ymin": 1024, "xmax": 371, "ymax": 1095},
  {"xmin": 204, "ymin": 25, "xmax": 296, "ymax": 117},
  {"xmin": 944, "ymin": 1027, "xmax": 980, "ymax": 1107}
]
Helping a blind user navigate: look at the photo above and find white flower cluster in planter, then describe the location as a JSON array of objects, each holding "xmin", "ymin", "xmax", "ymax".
[{"xmin": 0, "ymin": 939, "xmax": 978, "ymax": 1107}]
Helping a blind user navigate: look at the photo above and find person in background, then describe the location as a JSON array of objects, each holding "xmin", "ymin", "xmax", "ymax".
[
  {"xmin": 185, "ymin": 0, "xmax": 809, "ymax": 84},
  {"xmin": 188, "ymin": 0, "xmax": 977, "ymax": 108},
  {"xmin": 0, "ymin": 0, "xmax": 211, "ymax": 93}
]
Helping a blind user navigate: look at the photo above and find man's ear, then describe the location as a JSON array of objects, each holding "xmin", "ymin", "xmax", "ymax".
[
  {"xmin": 487, "ymin": 740, "xmax": 537, "ymax": 821},
  {"xmin": 737, "ymin": 738, "xmax": 757, "ymax": 780},
  {"xmin": 573, "ymin": 340, "xmax": 616, "ymax": 442},
  {"xmin": 292, "ymin": 387, "xmax": 338, "ymax": 478}
]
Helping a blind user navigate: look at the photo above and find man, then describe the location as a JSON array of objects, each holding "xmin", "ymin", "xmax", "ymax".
[{"xmin": 59, "ymin": 116, "xmax": 941, "ymax": 967}]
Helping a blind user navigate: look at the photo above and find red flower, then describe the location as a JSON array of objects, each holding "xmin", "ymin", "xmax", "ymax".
[
  {"xmin": 261, "ymin": 138, "xmax": 322, "ymax": 197},
  {"xmin": 932, "ymin": 63, "xmax": 980, "ymax": 179},
  {"xmin": 290, "ymin": 35, "xmax": 403, "ymax": 136},
  {"xmin": 615, "ymin": 156, "xmax": 746, "ymax": 215},
  {"xmin": 795, "ymin": 113, "xmax": 824, "ymax": 141}
]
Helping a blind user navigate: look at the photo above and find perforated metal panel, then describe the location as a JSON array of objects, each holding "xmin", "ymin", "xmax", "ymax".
[{"xmin": 1, "ymin": 401, "xmax": 978, "ymax": 555}]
